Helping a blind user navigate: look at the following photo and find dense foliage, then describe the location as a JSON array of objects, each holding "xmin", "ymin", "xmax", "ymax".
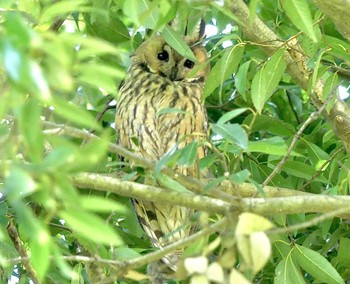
[{"xmin": 1, "ymin": 0, "xmax": 350, "ymax": 283}]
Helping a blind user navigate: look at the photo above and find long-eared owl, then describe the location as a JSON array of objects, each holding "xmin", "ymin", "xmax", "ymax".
[{"xmin": 115, "ymin": 21, "xmax": 210, "ymax": 274}]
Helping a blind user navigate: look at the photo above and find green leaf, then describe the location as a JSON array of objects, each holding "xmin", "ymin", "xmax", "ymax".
[
  {"xmin": 61, "ymin": 34, "xmax": 122, "ymax": 59},
  {"xmin": 217, "ymin": 108, "xmax": 248, "ymax": 124},
  {"xmin": 162, "ymin": 26, "xmax": 196, "ymax": 62},
  {"xmin": 274, "ymin": 257, "xmax": 306, "ymax": 284},
  {"xmin": 4, "ymin": 167, "xmax": 36, "ymax": 201},
  {"xmin": 84, "ymin": 13, "xmax": 130, "ymax": 44},
  {"xmin": 294, "ymin": 245, "xmax": 345, "ymax": 284},
  {"xmin": 50, "ymin": 96, "xmax": 100, "ymax": 129},
  {"xmin": 204, "ymin": 45, "xmax": 244, "ymax": 98},
  {"xmin": 18, "ymin": 99, "xmax": 44, "ymax": 162},
  {"xmin": 337, "ymin": 238, "xmax": 350, "ymax": 268},
  {"xmin": 60, "ymin": 209, "xmax": 123, "ymax": 246},
  {"xmin": 114, "ymin": 246, "xmax": 142, "ymax": 261},
  {"xmin": 80, "ymin": 196, "xmax": 127, "ymax": 214},
  {"xmin": 248, "ymin": 137, "xmax": 301, "ymax": 156},
  {"xmin": 122, "ymin": 0, "xmax": 159, "ymax": 29},
  {"xmin": 236, "ymin": 213, "xmax": 275, "ymax": 234},
  {"xmin": 325, "ymin": 36, "xmax": 350, "ymax": 62},
  {"xmin": 248, "ymin": 0, "xmax": 260, "ymax": 24},
  {"xmin": 199, "ymin": 154, "xmax": 217, "ymax": 170},
  {"xmin": 30, "ymin": 228, "xmax": 51, "ymax": 281},
  {"xmin": 323, "ymin": 72, "xmax": 339, "ymax": 112},
  {"xmin": 235, "ymin": 60, "xmax": 251, "ymax": 100},
  {"xmin": 77, "ymin": 63, "xmax": 125, "ymax": 94},
  {"xmin": 235, "ymin": 213, "xmax": 274, "ymax": 274},
  {"xmin": 177, "ymin": 141, "xmax": 198, "ymax": 166},
  {"xmin": 280, "ymin": 161, "xmax": 328, "ymax": 182},
  {"xmin": 156, "ymin": 173, "xmax": 190, "ymax": 193},
  {"xmin": 228, "ymin": 170, "xmax": 250, "ymax": 184},
  {"xmin": 2, "ymin": 40, "xmax": 50, "ymax": 99},
  {"xmin": 211, "ymin": 123, "xmax": 248, "ymax": 150},
  {"xmin": 154, "ymin": 144, "xmax": 181, "ymax": 177},
  {"xmin": 156, "ymin": 107, "xmax": 190, "ymax": 116},
  {"xmin": 281, "ymin": 0, "xmax": 318, "ymax": 42},
  {"xmin": 39, "ymin": 146, "xmax": 76, "ymax": 172},
  {"xmin": 246, "ymin": 114, "xmax": 295, "ymax": 136},
  {"xmin": 251, "ymin": 49, "xmax": 286, "ymax": 113},
  {"xmin": 303, "ymin": 140, "xmax": 329, "ymax": 169},
  {"xmin": 39, "ymin": 0, "xmax": 91, "ymax": 24}
]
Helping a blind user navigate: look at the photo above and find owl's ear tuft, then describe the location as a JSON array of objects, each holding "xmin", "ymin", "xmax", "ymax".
[
  {"xmin": 170, "ymin": 14, "xmax": 206, "ymax": 42},
  {"xmin": 185, "ymin": 18, "xmax": 206, "ymax": 43}
]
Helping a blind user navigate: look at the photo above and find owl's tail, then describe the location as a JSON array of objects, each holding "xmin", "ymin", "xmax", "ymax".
[{"xmin": 132, "ymin": 199, "xmax": 192, "ymax": 272}]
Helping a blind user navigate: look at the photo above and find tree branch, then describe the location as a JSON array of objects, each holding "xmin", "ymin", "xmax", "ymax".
[
  {"xmin": 41, "ymin": 120, "xmax": 314, "ymax": 199},
  {"xmin": 7, "ymin": 219, "xmax": 40, "ymax": 284},
  {"xmin": 72, "ymin": 172, "xmax": 237, "ymax": 214},
  {"xmin": 72, "ymin": 172, "xmax": 350, "ymax": 218}
]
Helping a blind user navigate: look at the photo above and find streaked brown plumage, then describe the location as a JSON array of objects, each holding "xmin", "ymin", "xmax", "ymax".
[{"xmin": 115, "ymin": 24, "xmax": 209, "ymax": 275}]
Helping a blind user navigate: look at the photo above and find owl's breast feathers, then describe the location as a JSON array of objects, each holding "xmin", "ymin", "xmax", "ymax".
[{"xmin": 116, "ymin": 64, "xmax": 208, "ymax": 161}]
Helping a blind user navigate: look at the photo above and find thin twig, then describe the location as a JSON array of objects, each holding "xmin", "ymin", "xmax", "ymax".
[
  {"xmin": 4, "ymin": 217, "xmax": 229, "ymax": 281},
  {"xmin": 267, "ymin": 206, "xmax": 350, "ymax": 235},
  {"xmin": 7, "ymin": 219, "xmax": 40, "ymax": 284},
  {"xmin": 262, "ymin": 91, "xmax": 335, "ymax": 187},
  {"xmin": 72, "ymin": 172, "xmax": 238, "ymax": 214},
  {"xmin": 298, "ymin": 147, "xmax": 344, "ymax": 191}
]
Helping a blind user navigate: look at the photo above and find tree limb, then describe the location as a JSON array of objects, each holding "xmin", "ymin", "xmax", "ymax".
[
  {"xmin": 41, "ymin": 120, "xmax": 313, "ymax": 199},
  {"xmin": 72, "ymin": 172, "xmax": 350, "ymax": 218}
]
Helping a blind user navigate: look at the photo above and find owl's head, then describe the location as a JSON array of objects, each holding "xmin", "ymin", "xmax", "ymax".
[{"xmin": 131, "ymin": 23, "xmax": 210, "ymax": 83}]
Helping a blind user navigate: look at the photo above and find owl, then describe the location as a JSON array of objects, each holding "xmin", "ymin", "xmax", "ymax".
[{"xmin": 115, "ymin": 21, "xmax": 210, "ymax": 278}]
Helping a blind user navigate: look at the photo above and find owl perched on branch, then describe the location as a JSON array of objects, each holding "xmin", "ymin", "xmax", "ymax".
[{"xmin": 115, "ymin": 20, "xmax": 210, "ymax": 280}]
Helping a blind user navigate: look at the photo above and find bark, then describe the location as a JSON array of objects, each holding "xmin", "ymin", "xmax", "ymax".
[
  {"xmin": 313, "ymin": 0, "xmax": 350, "ymax": 43},
  {"xmin": 72, "ymin": 173, "xmax": 350, "ymax": 218}
]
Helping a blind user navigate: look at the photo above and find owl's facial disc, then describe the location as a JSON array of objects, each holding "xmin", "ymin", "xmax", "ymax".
[{"xmin": 135, "ymin": 35, "xmax": 209, "ymax": 82}]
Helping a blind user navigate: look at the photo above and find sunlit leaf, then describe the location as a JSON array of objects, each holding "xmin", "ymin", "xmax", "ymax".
[
  {"xmin": 60, "ymin": 209, "xmax": 123, "ymax": 245},
  {"xmin": 30, "ymin": 228, "xmax": 51, "ymax": 281},
  {"xmin": 18, "ymin": 99, "xmax": 44, "ymax": 162},
  {"xmin": 217, "ymin": 108, "xmax": 248, "ymax": 124},
  {"xmin": 204, "ymin": 45, "xmax": 244, "ymax": 98},
  {"xmin": 229, "ymin": 268, "xmax": 251, "ymax": 284},
  {"xmin": 281, "ymin": 0, "xmax": 318, "ymax": 42},
  {"xmin": 177, "ymin": 141, "xmax": 198, "ymax": 166},
  {"xmin": 39, "ymin": 0, "xmax": 92, "ymax": 24},
  {"xmin": 235, "ymin": 213, "xmax": 274, "ymax": 274},
  {"xmin": 156, "ymin": 173, "xmax": 190, "ymax": 193},
  {"xmin": 4, "ymin": 167, "xmax": 36, "ymax": 201},
  {"xmin": 211, "ymin": 123, "xmax": 248, "ymax": 150},
  {"xmin": 122, "ymin": 0, "xmax": 159, "ymax": 29},
  {"xmin": 162, "ymin": 26, "xmax": 196, "ymax": 61},
  {"xmin": 80, "ymin": 196, "xmax": 127, "ymax": 213},
  {"xmin": 251, "ymin": 49, "xmax": 286, "ymax": 113},
  {"xmin": 50, "ymin": 96, "xmax": 100, "ymax": 129},
  {"xmin": 184, "ymin": 256, "xmax": 208, "ymax": 275}
]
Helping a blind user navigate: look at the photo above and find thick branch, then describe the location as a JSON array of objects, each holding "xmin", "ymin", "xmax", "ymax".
[
  {"xmin": 72, "ymin": 172, "xmax": 350, "ymax": 218},
  {"xmin": 313, "ymin": 0, "xmax": 350, "ymax": 43},
  {"xmin": 72, "ymin": 172, "xmax": 237, "ymax": 214},
  {"xmin": 42, "ymin": 120, "xmax": 313, "ymax": 199}
]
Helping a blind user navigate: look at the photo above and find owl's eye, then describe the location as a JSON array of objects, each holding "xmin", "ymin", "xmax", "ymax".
[
  {"xmin": 157, "ymin": 50, "xmax": 169, "ymax": 62},
  {"xmin": 184, "ymin": 59, "xmax": 195, "ymax": 69}
]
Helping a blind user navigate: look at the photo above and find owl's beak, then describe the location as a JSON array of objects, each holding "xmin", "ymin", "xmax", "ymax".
[{"xmin": 169, "ymin": 67, "xmax": 178, "ymax": 81}]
